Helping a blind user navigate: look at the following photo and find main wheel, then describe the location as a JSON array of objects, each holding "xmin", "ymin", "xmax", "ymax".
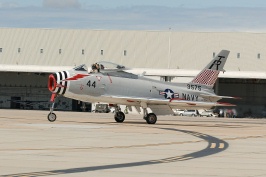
[
  {"xmin": 114, "ymin": 111, "xmax": 125, "ymax": 123},
  {"xmin": 146, "ymin": 113, "xmax": 157, "ymax": 124},
  {"xmin": 48, "ymin": 113, "xmax": 56, "ymax": 122}
]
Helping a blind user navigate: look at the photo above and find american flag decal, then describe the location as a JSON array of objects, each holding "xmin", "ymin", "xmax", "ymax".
[
  {"xmin": 191, "ymin": 69, "xmax": 219, "ymax": 86},
  {"xmin": 159, "ymin": 89, "xmax": 179, "ymax": 99}
]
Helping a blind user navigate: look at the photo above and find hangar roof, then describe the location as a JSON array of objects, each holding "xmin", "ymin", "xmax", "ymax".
[
  {"xmin": 0, "ymin": 64, "xmax": 265, "ymax": 80},
  {"xmin": 128, "ymin": 68, "xmax": 266, "ymax": 79},
  {"xmin": 1, "ymin": 28, "xmax": 266, "ymax": 80},
  {"xmin": 1, "ymin": 28, "xmax": 266, "ymax": 72}
]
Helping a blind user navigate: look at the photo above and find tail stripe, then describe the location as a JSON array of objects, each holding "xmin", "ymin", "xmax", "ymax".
[{"xmin": 191, "ymin": 69, "xmax": 219, "ymax": 86}]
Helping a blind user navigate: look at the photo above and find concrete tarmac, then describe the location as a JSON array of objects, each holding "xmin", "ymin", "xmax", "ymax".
[{"xmin": 0, "ymin": 109, "xmax": 265, "ymax": 177}]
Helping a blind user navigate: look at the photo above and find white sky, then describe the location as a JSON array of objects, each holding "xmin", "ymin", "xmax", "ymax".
[
  {"xmin": 2, "ymin": 0, "xmax": 266, "ymax": 8},
  {"xmin": 1, "ymin": 0, "xmax": 266, "ymax": 31}
]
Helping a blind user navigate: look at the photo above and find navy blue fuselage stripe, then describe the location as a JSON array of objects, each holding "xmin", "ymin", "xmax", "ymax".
[
  {"xmin": 62, "ymin": 71, "xmax": 68, "ymax": 95},
  {"xmin": 57, "ymin": 72, "xmax": 63, "ymax": 94}
]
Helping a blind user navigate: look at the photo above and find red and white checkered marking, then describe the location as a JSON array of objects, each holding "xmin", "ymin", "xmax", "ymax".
[{"xmin": 191, "ymin": 69, "xmax": 219, "ymax": 86}]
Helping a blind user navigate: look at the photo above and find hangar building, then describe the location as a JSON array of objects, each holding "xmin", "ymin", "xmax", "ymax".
[{"xmin": 0, "ymin": 28, "xmax": 266, "ymax": 117}]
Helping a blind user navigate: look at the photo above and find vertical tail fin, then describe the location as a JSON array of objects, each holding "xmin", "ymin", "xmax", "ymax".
[{"xmin": 190, "ymin": 50, "xmax": 230, "ymax": 88}]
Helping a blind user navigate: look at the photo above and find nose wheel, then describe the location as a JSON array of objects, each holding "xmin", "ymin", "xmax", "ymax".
[{"xmin": 48, "ymin": 112, "xmax": 56, "ymax": 122}]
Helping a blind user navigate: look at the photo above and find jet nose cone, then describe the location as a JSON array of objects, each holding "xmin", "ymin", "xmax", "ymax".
[
  {"xmin": 48, "ymin": 73, "xmax": 57, "ymax": 92},
  {"xmin": 48, "ymin": 71, "xmax": 69, "ymax": 95}
]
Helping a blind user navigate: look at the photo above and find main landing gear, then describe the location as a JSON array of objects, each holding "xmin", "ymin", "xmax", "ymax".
[
  {"xmin": 114, "ymin": 105, "xmax": 125, "ymax": 123},
  {"xmin": 143, "ymin": 108, "xmax": 157, "ymax": 124},
  {"xmin": 113, "ymin": 105, "xmax": 157, "ymax": 124}
]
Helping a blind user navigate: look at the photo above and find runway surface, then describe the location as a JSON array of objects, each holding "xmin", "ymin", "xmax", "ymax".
[{"xmin": 0, "ymin": 109, "xmax": 265, "ymax": 177}]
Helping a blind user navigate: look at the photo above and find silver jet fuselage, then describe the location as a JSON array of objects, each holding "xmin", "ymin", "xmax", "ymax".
[
  {"xmin": 47, "ymin": 50, "xmax": 235, "ymax": 124},
  {"xmin": 50, "ymin": 69, "xmax": 215, "ymax": 110}
]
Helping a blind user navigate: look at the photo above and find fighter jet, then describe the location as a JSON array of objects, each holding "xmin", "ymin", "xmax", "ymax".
[{"xmin": 47, "ymin": 50, "xmax": 236, "ymax": 124}]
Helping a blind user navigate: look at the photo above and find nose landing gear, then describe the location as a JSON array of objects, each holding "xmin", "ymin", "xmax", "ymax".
[
  {"xmin": 48, "ymin": 93, "xmax": 57, "ymax": 122},
  {"xmin": 48, "ymin": 102, "xmax": 56, "ymax": 122}
]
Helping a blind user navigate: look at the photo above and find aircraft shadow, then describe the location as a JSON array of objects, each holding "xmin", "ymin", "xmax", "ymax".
[{"xmin": 1, "ymin": 128, "xmax": 228, "ymax": 177}]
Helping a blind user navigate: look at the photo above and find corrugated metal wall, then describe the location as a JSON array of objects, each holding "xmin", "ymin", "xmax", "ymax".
[
  {"xmin": 1, "ymin": 28, "xmax": 266, "ymax": 71},
  {"xmin": 1, "ymin": 28, "xmax": 266, "ymax": 116}
]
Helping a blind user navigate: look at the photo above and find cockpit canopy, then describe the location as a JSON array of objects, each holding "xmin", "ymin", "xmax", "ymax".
[
  {"xmin": 73, "ymin": 64, "xmax": 88, "ymax": 71},
  {"xmin": 73, "ymin": 61, "xmax": 126, "ymax": 73},
  {"xmin": 96, "ymin": 61, "xmax": 126, "ymax": 70},
  {"xmin": 73, "ymin": 61, "xmax": 137, "ymax": 79}
]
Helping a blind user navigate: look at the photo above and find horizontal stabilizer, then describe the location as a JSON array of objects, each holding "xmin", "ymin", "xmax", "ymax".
[
  {"xmin": 200, "ymin": 94, "xmax": 241, "ymax": 102},
  {"xmin": 169, "ymin": 99, "xmax": 236, "ymax": 108},
  {"xmin": 216, "ymin": 102, "xmax": 236, "ymax": 106}
]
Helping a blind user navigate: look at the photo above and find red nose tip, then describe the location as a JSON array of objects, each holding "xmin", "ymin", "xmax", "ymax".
[{"xmin": 48, "ymin": 74, "xmax": 57, "ymax": 92}]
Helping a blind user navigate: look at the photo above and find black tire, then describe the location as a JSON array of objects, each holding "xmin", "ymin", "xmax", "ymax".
[
  {"xmin": 114, "ymin": 111, "xmax": 125, "ymax": 123},
  {"xmin": 146, "ymin": 113, "xmax": 157, "ymax": 124},
  {"xmin": 180, "ymin": 113, "xmax": 183, "ymax": 116},
  {"xmin": 48, "ymin": 113, "xmax": 56, "ymax": 122}
]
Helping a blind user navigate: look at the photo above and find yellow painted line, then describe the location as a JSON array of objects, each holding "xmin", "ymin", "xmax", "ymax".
[
  {"xmin": 151, "ymin": 156, "xmax": 187, "ymax": 163},
  {"xmin": 193, "ymin": 133, "xmax": 202, "ymax": 137},
  {"xmin": 13, "ymin": 174, "xmax": 32, "ymax": 176},
  {"xmin": 166, "ymin": 156, "xmax": 181, "ymax": 160},
  {"xmin": 210, "ymin": 143, "xmax": 216, "ymax": 148},
  {"xmin": 179, "ymin": 156, "xmax": 193, "ymax": 161},
  {"xmin": 21, "ymin": 172, "xmax": 41, "ymax": 176},
  {"xmin": 219, "ymin": 143, "xmax": 225, "ymax": 149},
  {"xmin": 151, "ymin": 159, "xmax": 165, "ymax": 163},
  {"xmin": 37, "ymin": 171, "xmax": 59, "ymax": 175},
  {"xmin": 157, "ymin": 160, "xmax": 168, "ymax": 163},
  {"xmin": 20, "ymin": 174, "xmax": 35, "ymax": 177}
]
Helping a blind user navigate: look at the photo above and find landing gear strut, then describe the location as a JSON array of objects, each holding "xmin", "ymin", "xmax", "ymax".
[
  {"xmin": 48, "ymin": 94, "xmax": 57, "ymax": 122},
  {"xmin": 114, "ymin": 105, "xmax": 125, "ymax": 123}
]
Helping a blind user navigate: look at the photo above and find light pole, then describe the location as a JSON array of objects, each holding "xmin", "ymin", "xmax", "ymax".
[{"xmin": 168, "ymin": 27, "xmax": 172, "ymax": 69}]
